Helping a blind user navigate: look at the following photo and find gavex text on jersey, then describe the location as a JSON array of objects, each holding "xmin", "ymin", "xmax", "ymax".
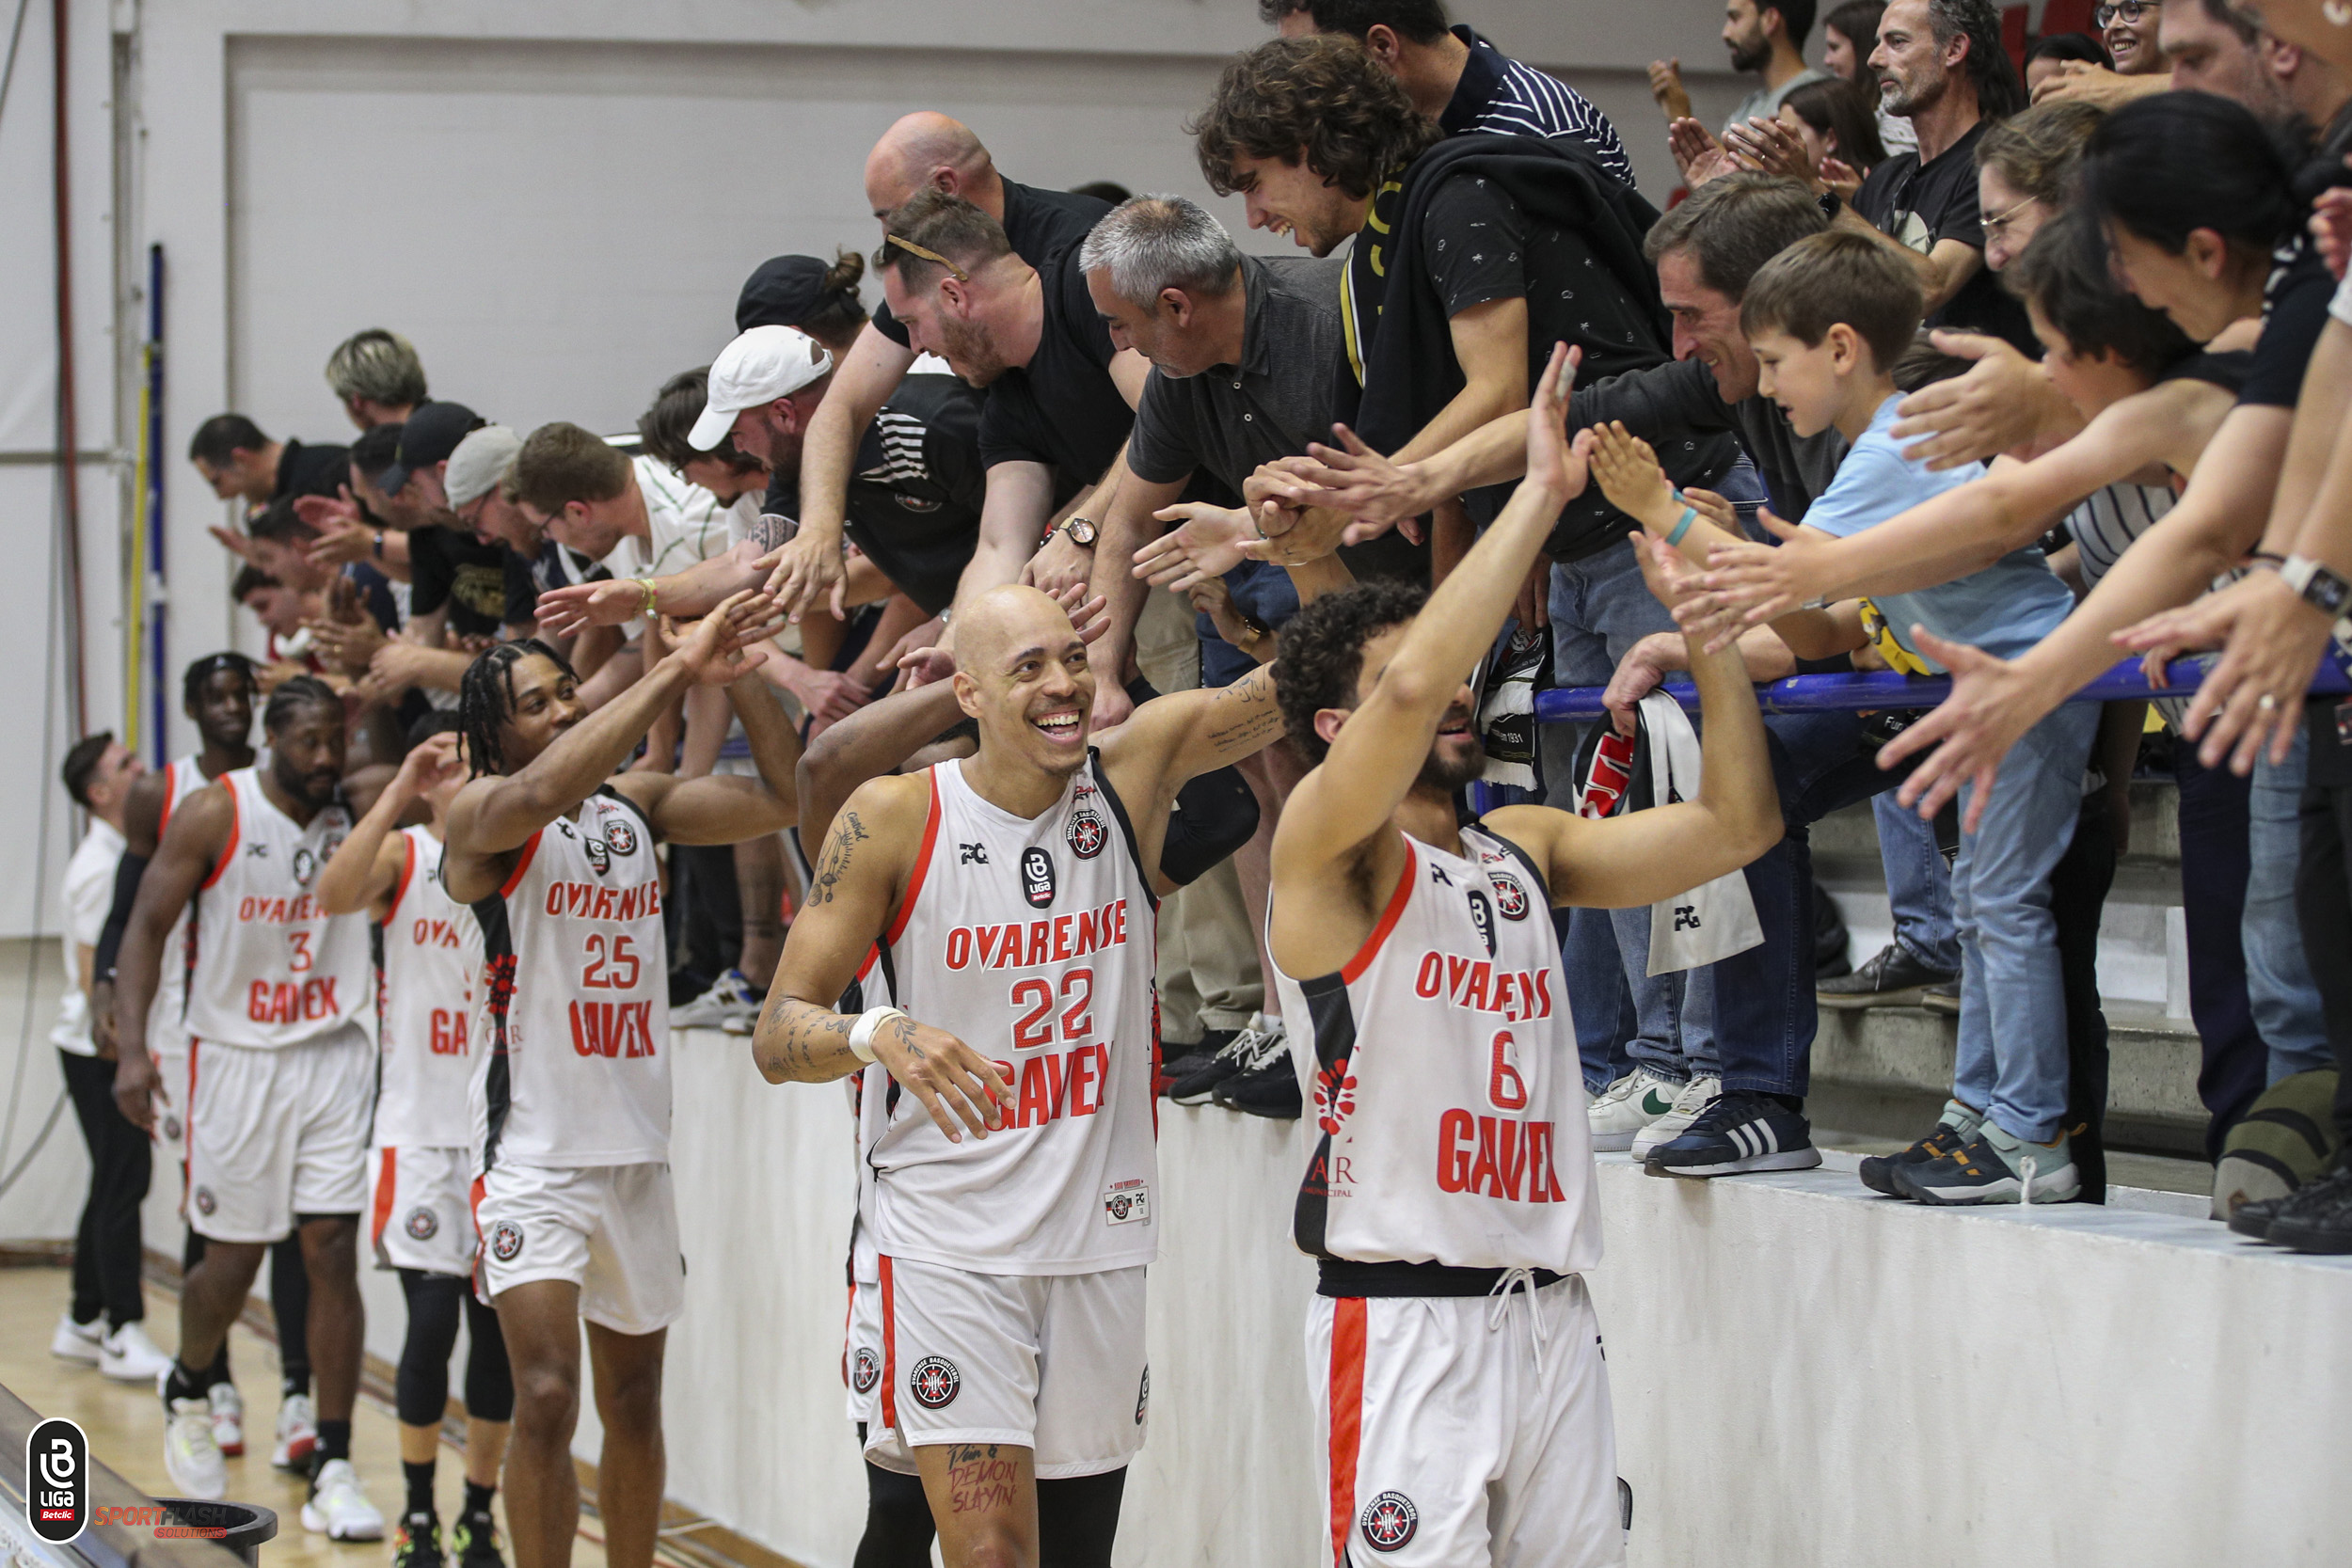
[
  {"xmin": 182, "ymin": 768, "xmax": 373, "ymax": 1050},
  {"xmin": 375, "ymin": 826, "xmax": 483, "ymax": 1149},
  {"xmin": 868, "ymin": 753, "xmax": 1160, "ymax": 1275},
  {"xmin": 469, "ymin": 788, "xmax": 670, "ymax": 1171},
  {"xmin": 1270, "ymin": 827, "xmax": 1602, "ymax": 1277}
]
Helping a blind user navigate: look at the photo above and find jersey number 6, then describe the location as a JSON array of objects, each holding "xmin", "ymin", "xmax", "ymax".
[{"xmin": 1488, "ymin": 1028, "xmax": 1528, "ymax": 1112}]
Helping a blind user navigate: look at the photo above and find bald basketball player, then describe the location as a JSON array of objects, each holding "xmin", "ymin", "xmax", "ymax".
[
  {"xmin": 1265, "ymin": 348, "xmax": 1778, "ymax": 1566},
  {"xmin": 764, "ymin": 114, "xmax": 1112, "ymax": 621},
  {"xmin": 751, "ymin": 583, "xmax": 1291, "ymax": 1568}
]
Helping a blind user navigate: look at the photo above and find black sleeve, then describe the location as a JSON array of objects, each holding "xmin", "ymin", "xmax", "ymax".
[
  {"xmin": 93, "ymin": 850, "xmax": 148, "ymax": 981},
  {"xmin": 501, "ymin": 546, "xmax": 539, "ymax": 627},
  {"xmin": 407, "ymin": 527, "xmax": 453, "ymax": 618},
  {"xmin": 1566, "ymin": 358, "xmax": 1735, "ymax": 441},
  {"xmin": 1422, "ymin": 174, "xmax": 1529, "ymax": 318},
  {"xmin": 1125, "ymin": 376, "xmax": 1201, "ymax": 486},
  {"xmin": 2240, "ymin": 247, "xmax": 2336, "ymax": 407},
  {"xmin": 869, "ymin": 298, "xmax": 914, "ymax": 349},
  {"xmin": 1925, "ymin": 155, "xmax": 1986, "ymax": 251},
  {"xmin": 977, "ymin": 381, "xmax": 1057, "ymax": 471},
  {"xmin": 922, "ymin": 400, "xmax": 988, "ymax": 517}
]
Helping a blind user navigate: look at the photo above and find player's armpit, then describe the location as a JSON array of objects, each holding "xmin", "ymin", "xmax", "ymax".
[
  {"xmin": 1102, "ymin": 663, "xmax": 1287, "ymax": 790},
  {"xmin": 1489, "ymin": 800, "xmax": 1777, "ymax": 911}
]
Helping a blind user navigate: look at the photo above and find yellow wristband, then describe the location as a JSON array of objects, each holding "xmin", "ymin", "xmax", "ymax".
[{"xmin": 638, "ymin": 578, "xmax": 660, "ymax": 617}]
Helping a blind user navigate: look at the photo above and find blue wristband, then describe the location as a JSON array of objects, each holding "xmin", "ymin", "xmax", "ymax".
[{"xmin": 1663, "ymin": 506, "xmax": 1697, "ymax": 548}]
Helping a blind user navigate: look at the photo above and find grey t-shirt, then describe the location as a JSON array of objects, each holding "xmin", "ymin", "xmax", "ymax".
[{"xmin": 1724, "ymin": 68, "xmax": 1834, "ymax": 136}]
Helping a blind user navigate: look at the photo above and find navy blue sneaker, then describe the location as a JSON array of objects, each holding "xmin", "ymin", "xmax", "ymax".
[{"xmin": 1644, "ymin": 1090, "xmax": 1822, "ymax": 1177}]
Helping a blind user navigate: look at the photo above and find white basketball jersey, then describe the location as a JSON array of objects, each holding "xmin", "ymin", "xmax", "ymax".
[
  {"xmin": 375, "ymin": 827, "xmax": 481, "ymax": 1149},
  {"xmin": 470, "ymin": 788, "xmax": 667, "ymax": 1171},
  {"xmin": 1270, "ymin": 825, "xmax": 1601, "ymax": 1276},
  {"xmin": 147, "ymin": 756, "xmax": 210, "ymax": 1060},
  {"xmin": 183, "ymin": 768, "xmax": 373, "ymax": 1050},
  {"xmin": 868, "ymin": 754, "xmax": 1159, "ymax": 1275}
]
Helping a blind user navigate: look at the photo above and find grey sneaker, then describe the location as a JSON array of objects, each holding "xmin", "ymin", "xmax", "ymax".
[{"xmin": 1818, "ymin": 943, "xmax": 1957, "ymax": 1009}]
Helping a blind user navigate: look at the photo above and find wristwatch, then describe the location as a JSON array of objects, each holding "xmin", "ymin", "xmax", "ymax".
[
  {"xmin": 1060, "ymin": 515, "xmax": 1099, "ymax": 547},
  {"xmin": 2280, "ymin": 554, "xmax": 2352, "ymax": 650}
]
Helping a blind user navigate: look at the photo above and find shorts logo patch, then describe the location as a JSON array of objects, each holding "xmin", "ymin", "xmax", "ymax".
[
  {"xmin": 161, "ymin": 1115, "xmax": 182, "ymax": 1143},
  {"xmin": 908, "ymin": 1355, "xmax": 961, "ymax": 1409},
  {"xmin": 489, "ymin": 1220, "xmax": 524, "ymax": 1262},
  {"xmin": 1066, "ymin": 808, "xmax": 1106, "ymax": 860},
  {"xmin": 605, "ymin": 823, "xmax": 639, "ymax": 857},
  {"xmin": 405, "ymin": 1207, "xmax": 439, "ymax": 1242},
  {"xmin": 852, "ymin": 1347, "xmax": 880, "ymax": 1395},
  {"xmin": 1359, "ymin": 1492, "xmax": 1420, "ymax": 1552},
  {"xmin": 1491, "ymin": 871, "xmax": 1530, "ymax": 921},
  {"xmin": 1136, "ymin": 1366, "xmax": 1150, "ymax": 1426},
  {"xmin": 192, "ymin": 1186, "xmax": 216, "ymax": 1216},
  {"xmin": 1019, "ymin": 847, "xmax": 1056, "ymax": 910}
]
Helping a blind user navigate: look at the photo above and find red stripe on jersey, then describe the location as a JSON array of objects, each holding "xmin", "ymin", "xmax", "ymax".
[
  {"xmin": 499, "ymin": 831, "xmax": 543, "ymax": 900},
  {"xmin": 1327, "ymin": 1297, "xmax": 1368, "ymax": 1567},
  {"xmin": 383, "ymin": 833, "xmax": 418, "ymax": 923},
  {"xmin": 842, "ymin": 1280, "xmax": 856, "ymax": 1389},
  {"xmin": 881, "ymin": 775, "xmax": 943, "ymax": 948},
  {"xmin": 198, "ymin": 785, "xmax": 241, "ymax": 892},
  {"xmin": 371, "ymin": 1148, "xmax": 398, "ymax": 1248},
  {"xmin": 469, "ymin": 1175, "xmax": 488, "ymax": 1299},
  {"xmin": 1340, "ymin": 841, "xmax": 1419, "ymax": 986},
  {"xmin": 157, "ymin": 762, "xmax": 183, "ymax": 836},
  {"xmin": 878, "ymin": 1255, "xmax": 900, "ymax": 1432}
]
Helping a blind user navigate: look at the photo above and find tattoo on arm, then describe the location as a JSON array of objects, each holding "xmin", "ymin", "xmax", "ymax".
[
  {"xmin": 748, "ymin": 515, "xmax": 796, "ymax": 551},
  {"xmin": 1202, "ymin": 689, "xmax": 1283, "ymax": 758},
  {"xmin": 757, "ymin": 1006, "xmax": 853, "ymax": 1080},
  {"xmin": 811, "ymin": 811, "xmax": 870, "ymax": 906},
  {"xmin": 946, "ymin": 1444, "xmax": 1017, "ymax": 1515}
]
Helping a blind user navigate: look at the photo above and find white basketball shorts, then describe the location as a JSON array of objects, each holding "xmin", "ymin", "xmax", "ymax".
[
  {"xmin": 874, "ymin": 1256, "xmax": 1147, "ymax": 1479},
  {"xmin": 370, "ymin": 1145, "xmax": 476, "ymax": 1276},
  {"xmin": 846, "ymin": 1269, "xmax": 916, "ymax": 1475},
  {"xmin": 470, "ymin": 1160, "xmax": 683, "ymax": 1337},
  {"xmin": 1309, "ymin": 1275, "xmax": 1622, "ymax": 1567},
  {"xmin": 183, "ymin": 1025, "xmax": 373, "ymax": 1243}
]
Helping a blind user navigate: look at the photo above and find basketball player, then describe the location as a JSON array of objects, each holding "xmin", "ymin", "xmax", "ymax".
[
  {"xmin": 111, "ymin": 678, "xmax": 384, "ymax": 1537},
  {"xmin": 439, "ymin": 594, "xmax": 798, "ymax": 1568},
  {"xmin": 1263, "ymin": 347, "xmax": 1778, "ymax": 1566},
  {"xmin": 752, "ymin": 577, "xmax": 1297, "ymax": 1568},
  {"xmin": 316, "ymin": 717, "xmax": 512, "ymax": 1568}
]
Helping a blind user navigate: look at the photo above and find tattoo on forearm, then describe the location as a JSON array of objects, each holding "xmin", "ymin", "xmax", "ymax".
[
  {"xmin": 748, "ymin": 515, "xmax": 796, "ymax": 551},
  {"xmin": 885, "ymin": 1014, "xmax": 925, "ymax": 1065},
  {"xmin": 946, "ymin": 1444, "xmax": 1017, "ymax": 1515},
  {"xmin": 811, "ymin": 811, "xmax": 869, "ymax": 906},
  {"xmin": 757, "ymin": 1006, "xmax": 852, "ymax": 1079}
]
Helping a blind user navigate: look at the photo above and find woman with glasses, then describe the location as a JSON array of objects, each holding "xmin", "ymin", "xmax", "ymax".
[
  {"xmin": 2033, "ymin": 1, "xmax": 2176, "ymax": 104},
  {"xmin": 1974, "ymin": 98, "xmax": 2107, "ymax": 272}
]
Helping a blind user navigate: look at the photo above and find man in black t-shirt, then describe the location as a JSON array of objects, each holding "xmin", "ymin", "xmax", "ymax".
[
  {"xmin": 187, "ymin": 414, "xmax": 349, "ymax": 509},
  {"xmin": 765, "ymin": 114, "xmax": 1113, "ymax": 623}
]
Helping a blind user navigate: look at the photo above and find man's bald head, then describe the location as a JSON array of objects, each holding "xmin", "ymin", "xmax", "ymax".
[
  {"xmin": 866, "ymin": 112, "xmax": 996, "ymax": 220},
  {"xmin": 951, "ymin": 584, "xmax": 1097, "ymax": 774},
  {"xmin": 956, "ymin": 584, "xmax": 1074, "ymax": 672}
]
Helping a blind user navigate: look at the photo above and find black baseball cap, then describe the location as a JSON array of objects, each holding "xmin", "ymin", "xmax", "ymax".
[
  {"xmin": 736, "ymin": 255, "xmax": 831, "ymax": 332},
  {"xmin": 377, "ymin": 400, "xmax": 485, "ymax": 496}
]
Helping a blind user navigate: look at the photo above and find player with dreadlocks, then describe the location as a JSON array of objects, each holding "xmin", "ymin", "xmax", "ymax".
[{"xmin": 440, "ymin": 594, "xmax": 799, "ymax": 1568}]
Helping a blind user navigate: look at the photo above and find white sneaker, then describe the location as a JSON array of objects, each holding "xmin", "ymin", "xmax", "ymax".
[
  {"xmin": 1631, "ymin": 1075, "xmax": 1724, "ymax": 1161},
  {"xmin": 273, "ymin": 1390, "xmax": 318, "ymax": 1471},
  {"xmin": 208, "ymin": 1380, "xmax": 246, "ymax": 1458},
  {"xmin": 50, "ymin": 1312, "xmax": 104, "ymax": 1366},
  {"xmin": 672, "ymin": 969, "xmax": 761, "ymax": 1032},
  {"xmin": 301, "ymin": 1458, "xmax": 386, "ymax": 1541},
  {"xmin": 1587, "ymin": 1069, "xmax": 1680, "ymax": 1153},
  {"xmin": 99, "ymin": 1322, "xmax": 173, "ymax": 1382},
  {"xmin": 165, "ymin": 1396, "xmax": 228, "ymax": 1500}
]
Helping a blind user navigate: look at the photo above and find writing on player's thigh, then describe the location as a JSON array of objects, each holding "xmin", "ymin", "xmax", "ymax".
[{"xmin": 913, "ymin": 1442, "xmax": 1037, "ymax": 1559}]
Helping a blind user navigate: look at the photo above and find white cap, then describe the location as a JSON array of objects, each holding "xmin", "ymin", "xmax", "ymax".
[
  {"xmin": 690, "ymin": 325, "xmax": 835, "ymax": 451},
  {"xmin": 443, "ymin": 424, "xmax": 521, "ymax": 510}
]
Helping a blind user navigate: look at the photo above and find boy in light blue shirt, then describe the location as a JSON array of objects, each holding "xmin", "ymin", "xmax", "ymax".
[{"xmin": 1592, "ymin": 228, "xmax": 2094, "ymax": 1203}]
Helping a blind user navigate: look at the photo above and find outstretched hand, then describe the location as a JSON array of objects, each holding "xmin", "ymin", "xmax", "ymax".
[
  {"xmin": 1666, "ymin": 508, "xmax": 1824, "ymax": 653},
  {"xmin": 665, "ymin": 590, "xmax": 772, "ymax": 686},
  {"xmin": 1875, "ymin": 626, "xmax": 2042, "ymax": 832},
  {"xmin": 762, "ymin": 525, "xmax": 847, "ymax": 626},
  {"xmin": 1585, "ymin": 420, "xmax": 1673, "ymax": 527},
  {"xmin": 1523, "ymin": 343, "xmax": 1588, "ymax": 503},
  {"xmin": 2114, "ymin": 569, "xmax": 2330, "ymax": 774}
]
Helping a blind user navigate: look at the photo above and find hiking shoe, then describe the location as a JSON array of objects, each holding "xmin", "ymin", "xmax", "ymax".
[
  {"xmin": 1894, "ymin": 1122, "xmax": 2078, "ymax": 1205},
  {"xmin": 1645, "ymin": 1090, "xmax": 1821, "ymax": 1177},
  {"xmin": 1919, "ymin": 979, "xmax": 1961, "ymax": 1015},
  {"xmin": 2228, "ymin": 1192, "xmax": 2290, "ymax": 1241},
  {"xmin": 1170, "ymin": 1017, "xmax": 1272, "ymax": 1106},
  {"xmin": 50, "ymin": 1311, "xmax": 103, "ymax": 1366},
  {"xmin": 391, "ymin": 1513, "xmax": 444, "ymax": 1568},
  {"xmin": 165, "ymin": 1396, "xmax": 228, "ymax": 1500},
  {"xmin": 1157, "ymin": 1028, "xmax": 1238, "ymax": 1096},
  {"xmin": 302, "ymin": 1458, "xmax": 386, "ymax": 1541},
  {"xmin": 2264, "ymin": 1164, "xmax": 2352, "ymax": 1254},
  {"xmin": 453, "ymin": 1509, "xmax": 504, "ymax": 1568},
  {"xmin": 271, "ymin": 1389, "xmax": 316, "ymax": 1470},
  {"xmin": 1818, "ymin": 942, "xmax": 1957, "ymax": 1009},
  {"xmin": 1211, "ymin": 1022, "xmax": 1296, "ymax": 1117},
  {"xmin": 208, "ymin": 1380, "xmax": 246, "ymax": 1458},
  {"xmin": 100, "ymin": 1322, "xmax": 174, "ymax": 1382},
  {"xmin": 1587, "ymin": 1069, "xmax": 1680, "ymax": 1153},
  {"xmin": 1629, "ymin": 1076, "xmax": 1723, "ymax": 1162},
  {"xmin": 673, "ymin": 969, "xmax": 761, "ymax": 1032},
  {"xmin": 1859, "ymin": 1100, "xmax": 1983, "ymax": 1196}
]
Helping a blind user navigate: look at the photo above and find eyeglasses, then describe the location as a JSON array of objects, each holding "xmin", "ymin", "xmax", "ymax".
[
  {"xmin": 1980, "ymin": 195, "xmax": 2042, "ymax": 243},
  {"xmin": 2093, "ymin": 0, "xmax": 2158, "ymax": 27},
  {"xmin": 883, "ymin": 233, "xmax": 970, "ymax": 283}
]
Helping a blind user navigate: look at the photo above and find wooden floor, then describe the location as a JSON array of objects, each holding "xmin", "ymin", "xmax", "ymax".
[{"xmin": 0, "ymin": 1265, "xmax": 610, "ymax": 1568}]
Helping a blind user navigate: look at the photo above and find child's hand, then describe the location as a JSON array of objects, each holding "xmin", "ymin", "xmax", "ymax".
[
  {"xmin": 1673, "ymin": 509, "xmax": 1823, "ymax": 654},
  {"xmin": 1589, "ymin": 422, "xmax": 1679, "ymax": 533},
  {"xmin": 1630, "ymin": 531, "xmax": 1710, "ymax": 617}
]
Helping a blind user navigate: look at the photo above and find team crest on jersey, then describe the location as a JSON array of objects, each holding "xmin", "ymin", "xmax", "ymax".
[
  {"xmin": 605, "ymin": 822, "xmax": 639, "ymax": 857},
  {"xmin": 1066, "ymin": 807, "xmax": 1107, "ymax": 860},
  {"xmin": 1491, "ymin": 872, "xmax": 1530, "ymax": 921},
  {"xmin": 1466, "ymin": 890, "xmax": 1497, "ymax": 957},
  {"xmin": 405, "ymin": 1208, "xmax": 439, "ymax": 1242},
  {"xmin": 1020, "ymin": 847, "xmax": 1056, "ymax": 909},
  {"xmin": 292, "ymin": 847, "xmax": 317, "ymax": 887},
  {"xmin": 1136, "ymin": 1366, "xmax": 1150, "ymax": 1426},
  {"xmin": 852, "ymin": 1347, "xmax": 880, "ymax": 1395},
  {"xmin": 583, "ymin": 836, "xmax": 612, "ymax": 876},
  {"xmin": 490, "ymin": 1221, "xmax": 525, "ymax": 1262},
  {"xmin": 909, "ymin": 1356, "xmax": 961, "ymax": 1409},
  {"xmin": 192, "ymin": 1186, "xmax": 216, "ymax": 1216},
  {"xmin": 1313, "ymin": 1066, "xmax": 1358, "ymax": 1136},
  {"xmin": 161, "ymin": 1114, "xmax": 182, "ymax": 1144},
  {"xmin": 1359, "ymin": 1492, "xmax": 1419, "ymax": 1552}
]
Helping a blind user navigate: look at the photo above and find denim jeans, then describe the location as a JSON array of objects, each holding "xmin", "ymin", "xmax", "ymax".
[
  {"xmin": 1950, "ymin": 701, "xmax": 2102, "ymax": 1144},
  {"xmin": 2171, "ymin": 745, "xmax": 2266, "ymax": 1155},
  {"xmin": 1874, "ymin": 793, "xmax": 1960, "ymax": 971},
  {"xmin": 2247, "ymin": 732, "xmax": 2331, "ymax": 1081}
]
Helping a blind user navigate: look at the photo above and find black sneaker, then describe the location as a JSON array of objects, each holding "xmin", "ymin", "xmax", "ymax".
[
  {"xmin": 1156, "ymin": 1028, "xmax": 1238, "ymax": 1097},
  {"xmin": 2227, "ymin": 1192, "xmax": 2290, "ymax": 1241},
  {"xmin": 1169, "ymin": 1021, "xmax": 1271, "ymax": 1106},
  {"xmin": 1215, "ymin": 1053, "xmax": 1302, "ymax": 1119},
  {"xmin": 1920, "ymin": 979, "xmax": 1961, "ymax": 1015},
  {"xmin": 2262, "ymin": 1165, "xmax": 2352, "ymax": 1254},
  {"xmin": 392, "ymin": 1513, "xmax": 444, "ymax": 1568},
  {"xmin": 451, "ymin": 1510, "xmax": 503, "ymax": 1568},
  {"xmin": 1817, "ymin": 942, "xmax": 1957, "ymax": 1010},
  {"xmin": 1892, "ymin": 1127, "xmax": 2078, "ymax": 1205},
  {"xmin": 1645, "ymin": 1091, "xmax": 1822, "ymax": 1177},
  {"xmin": 1858, "ymin": 1101, "xmax": 1981, "ymax": 1196}
]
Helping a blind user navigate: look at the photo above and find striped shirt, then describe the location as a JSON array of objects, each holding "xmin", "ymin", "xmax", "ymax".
[{"xmin": 1438, "ymin": 26, "xmax": 1634, "ymax": 188}]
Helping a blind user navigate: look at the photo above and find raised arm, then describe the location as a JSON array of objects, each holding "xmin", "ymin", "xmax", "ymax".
[
  {"xmin": 613, "ymin": 664, "xmax": 802, "ymax": 846},
  {"xmin": 318, "ymin": 735, "xmax": 456, "ymax": 918},
  {"xmin": 110, "ymin": 785, "xmax": 233, "ymax": 1129},
  {"xmin": 793, "ymin": 682, "xmax": 965, "ymax": 862},
  {"xmin": 768, "ymin": 324, "xmax": 919, "ymax": 620}
]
